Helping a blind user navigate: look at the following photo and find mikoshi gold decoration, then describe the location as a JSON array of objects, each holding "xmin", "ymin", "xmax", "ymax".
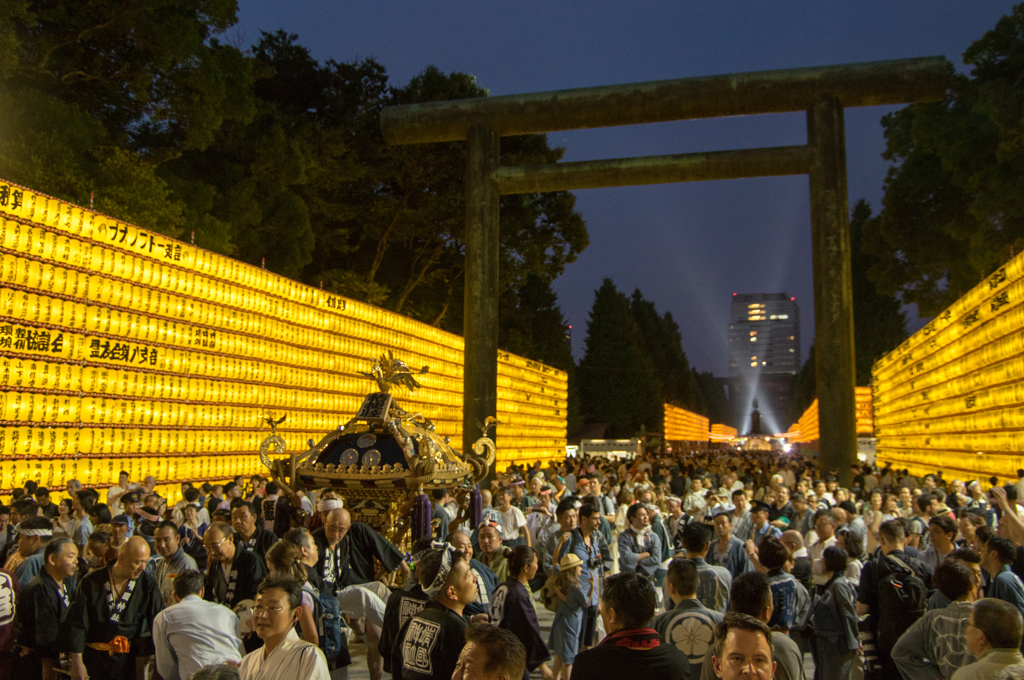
[
  {"xmin": 0, "ymin": 177, "xmax": 566, "ymax": 503},
  {"xmin": 872, "ymin": 251, "xmax": 1024, "ymax": 482},
  {"xmin": 261, "ymin": 353, "xmax": 496, "ymax": 549}
]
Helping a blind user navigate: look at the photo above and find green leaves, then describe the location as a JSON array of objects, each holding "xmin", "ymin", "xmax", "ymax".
[{"xmin": 870, "ymin": 4, "xmax": 1024, "ymax": 316}]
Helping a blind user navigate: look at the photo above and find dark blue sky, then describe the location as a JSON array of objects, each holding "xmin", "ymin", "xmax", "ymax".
[{"xmin": 234, "ymin": 2, "xmax": 1018, "ymax": 377}]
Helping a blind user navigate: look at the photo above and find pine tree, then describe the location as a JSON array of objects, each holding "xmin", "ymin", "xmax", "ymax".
[{"xmin": 579, "ymin": 279, "xmax": 661, "ymax": 438}]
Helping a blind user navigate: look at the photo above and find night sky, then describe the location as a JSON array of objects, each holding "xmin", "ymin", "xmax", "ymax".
[{"xmin": 234, "ymin": 2, "xmax": 1018, "ymax": 377}]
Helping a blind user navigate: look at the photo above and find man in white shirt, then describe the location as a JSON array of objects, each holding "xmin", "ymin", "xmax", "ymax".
[
  {"xmin": 494, "ymin": 487, "xmax": 530, "ymax": 548},
  {"xmin": 809, "ymin": 510, "xmax": 838, "ymax": 587},
  {"xmin": 153, "ymin": 569, "xmax": 244, "ymax": 680},
  {"xmin": 106, "ymin": 471, "xmax": 136, "ymax": 516}
]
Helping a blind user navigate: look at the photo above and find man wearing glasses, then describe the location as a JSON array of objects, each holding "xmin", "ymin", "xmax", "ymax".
[{"xmin": 202, "ymin": 521, "xmax": 266, "ymax": 648}]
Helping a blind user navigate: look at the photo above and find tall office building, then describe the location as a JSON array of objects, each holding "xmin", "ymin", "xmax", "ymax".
[{"xmin": 727, "ymin": 293, "xmax": 800, "ymax": 434}]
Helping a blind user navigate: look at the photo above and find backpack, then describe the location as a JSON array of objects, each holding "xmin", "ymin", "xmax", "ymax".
[
  {"xmin": 874, "ymin": 555, "xmax": 928, "ymax": 653},
  {"xmin": 302, "ymin": 582, "xmax": 344, "ymax": 663}
]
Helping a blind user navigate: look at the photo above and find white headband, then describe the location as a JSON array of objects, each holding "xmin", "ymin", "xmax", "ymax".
[
  {"xmin": 19, "ymin": 528, "xmax": 52, "ymax": 537},
  {"xmin": 423, "ymin": 545, "xmax": 460, "ymax": 598},
  {"xmin": 319, "ymin": 499, "xmax": 344, "ymax": 513}
]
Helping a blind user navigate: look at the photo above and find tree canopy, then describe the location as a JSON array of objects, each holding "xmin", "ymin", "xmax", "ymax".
[
  {"xmin": 0, "ymin": 15, "xmax": 588, "ymax": 348},
  {"xmin": 864, "ymin": 3, "xmax": 1024, "ymax": 316}
]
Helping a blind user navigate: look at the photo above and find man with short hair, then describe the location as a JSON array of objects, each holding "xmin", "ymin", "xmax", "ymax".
[
  {"xmin": 33, "ymin": 488, "xmax": 58, "ymax": 520},
  {"xmin": 313, "ymin": 508, "xmax": 401, "ymax": 680},
  {"xmin": 121, "ymin": 491, "xmax": 142, "ymax": 535},
  {"xmin": 202, "ymin": 522, "xmax": 266, "ymax": 610},
  {"xmin": 617, "ymin": 504, "xmax": 661, "ymax": 577},
  {"xmin": 493, "ymin": 487, "xmax": 530, "ymax": 548},
  {"xmin": 572, "ymin": 572, "xmax": 688, "ymax": 678},
  {"xmin": 218, "ymin": 482, "xmax": 241, "ymax": 511},
  {"xmin": 710, "ymin": 612, "xmax": 777, "ymax": 680},
  {"xmin": 450, "ymin": 530, "xmax": 500, "ymax": 617},
  {"xmin": 746, "ymin": 501, "xmax": 780, "ymax": 550},
  {"xmin": 684, "ymin": 477, "xmax": 709, "ymax": 522},
  {"xmin": 952, "ymin": 598, "xmax": 1024, "ymax": 679},
  {"xmin": 558, "ymin": 498, "xmax": 603, "ymax": 653},
  {"xmin": 0, "ymin": 506, "xmax": 12, "ymax": 554},
  {"xmin": 681, "ymin": 522, "xmax": 731, "ymax": 613},
  {"xmin": 149, "ymin": 521, "xmax": 198, "ymax": 606},
  {"xmin": 106, "ymin": 471, "xmax": 135, "ymax": 516},
  {"xmin": 396, "ymin": 547, "xmax": 478, "ymax": 680},
  {"xmin": 697, "ymin": 571, "xmax": 803, "ymax": 680},
  {"xmin": 981, "ymin": 536, "xmax": 1024, "ymax": 621},
  {"xmin": 892, "ymin": 559, "xmax": 979, "ymax": 679},
  {"xmin": 651, "ymin": 558, "xmax": 723, "ymax": 678},
  {"xmin": 153, "ymin": 568, "xmax": 243, "ymax": 680},
  {"xmin": 836, "ymin": 500, "xmax": 868, "ymax": 546},
  {"xmin": 808, "ymin": 509, "xmax": 838, "ymax": 588},
  {"xmin": 908, "ymin": 494, "xmax": 933, "ymax": 550},
  {"xmin": 230, "ymin": 500, "xmax": 277, "ymax": 563},
  {"xmin": 14, "ymin": 537, "xmax": 77, "ymax": 679},
  {"xmin": 61, "ymin": 536, "xmax": 164, "ymax": 680},
  {"xmin": 13, "ymin": 515, "xmax": 54, "ymax": 587},
  {"xmin": 453, "ymin": 623, "xmax": 527, "ymax": 680},
  {"xmin": 856, "ymin": 519, "xmax": 933, "ymax": 680},
  {"xmin": 790, "ymin": 493, "xmax": 814, "ymax": 537},
  {"xmin": 539, "ymin": 499, "xmax": 577, "ymax": 577},
  {"xmin": 923, "ymin": 515, "xmax": 958, "ymax": 573},
  {"xmin": 708, "ymin": 510, "xmax": 753, "ymax": 579}
]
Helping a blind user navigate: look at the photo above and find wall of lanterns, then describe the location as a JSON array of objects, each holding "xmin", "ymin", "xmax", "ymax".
[
  {"xmin": 709, "ymin": 423, "xmax": 738, "ymax": 441},
  {"xmin": 872, "ymin": 253, "xmax": 1024, "ymax": 482},
  {"xmin": 0, "ymin": 179, "xmax": 568, "ymax": 501},
  {"xmin": 664, "ymin": 403, "xmax": 710, "ymax": 442},
  {"xmin": 787, "ymin": 387, "xmax": 873, "ymax": 444}
]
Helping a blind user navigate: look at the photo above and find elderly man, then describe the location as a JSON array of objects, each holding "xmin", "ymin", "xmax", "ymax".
[
  {"xmin": 153, "ymin": 569, "xmax": 244, "ymax": 680},
  {"xmin": 202, "ymin": 522, "xmax": 266, "ymax": 610},
  {"xmin": 683, "ymin": 476, "xmax": 709, "ymax": 521},
  {"xmin": 14, "ymin": 537, "xmax": 77, "ymax": 679},
  {"xmin": 230, "ymin": 500, "xmax": 277, "ymax": 563},
  {"xmin": 61, "ymin": 536, "xmax": 163, "ymax": 680},
  {"xmin": 453, "ymin": 623, "xmax": 527, "ymax": 680},
  {"xmin": 952, "ymin": 598, "xmax": 1024, "ymax": 679},
  {"xmin": 12, "ymin": 515, "xmax": 54, "ymax": 587},
  {"xmin": 572, "ymin": 572, "xmax": 688, "ymax": 678},
  {"xmin": 313, "ymin": 508, "xmax": 403, "ymax": 680},
  {"xmin": 450, "ymin": 530, "xmax": 500, "ymax": 617},
  {"xmin": 149, "ymin": 521, "xmax": 198, "ymax": 606}
]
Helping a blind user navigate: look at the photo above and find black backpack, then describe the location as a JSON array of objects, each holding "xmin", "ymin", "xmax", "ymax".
[{"xmin": 874, "ymin": 555, "xmax": 928, "ymax": 653}]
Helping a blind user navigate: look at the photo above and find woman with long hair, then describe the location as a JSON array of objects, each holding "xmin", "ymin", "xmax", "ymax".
[
  {"xmin": 489, "ymin": 546, "xmax": 551, "ymax": 680},
  {"xmin": 265, "ymin": 540, "xmax": 319, "ymax": 646}
]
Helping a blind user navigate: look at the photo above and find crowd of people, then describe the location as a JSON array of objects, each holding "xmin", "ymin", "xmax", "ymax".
[{"xmin": 0, "ymin": 449, "xmax": 1023, "ymax": 680}]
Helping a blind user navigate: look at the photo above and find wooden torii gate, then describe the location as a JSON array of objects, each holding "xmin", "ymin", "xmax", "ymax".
[{"xmin": 380, "ymin": 57, "xmax": 947, "ymax": 483}]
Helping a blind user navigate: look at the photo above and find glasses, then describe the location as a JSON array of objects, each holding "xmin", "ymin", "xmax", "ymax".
[
  {"xmin": 203, "ymin": 536, "xmax": 228, "ymax": 550},
  {"xmin": 960, "ymin": 618, "xmax": 978, "ymax": 629},
  {"xmin": 251, "ymin": 605, "xmax": 286, "ymax": 616}
]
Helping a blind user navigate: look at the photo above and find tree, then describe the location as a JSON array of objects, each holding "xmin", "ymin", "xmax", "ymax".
[
  {"xmin": 578, "ymin": 279, "xmax": 661, "ymax": 438},
  {"xmin": 628, "ymin": 289, "xmax": 703, "ymax": 413},
  {"xmin": 864, "ymin": 4, "xmax": 1024, "ymax": 316},
  {"xmin": 694, "ymin": 370, "xmax": 729, "ymax": 425},
  {"xmin": 0, "ymin": 0, "xmax": 255, "ymax": 238},
  {"xmin": 851, "ymin": 200, "xmax": 907, "ymax": 385}
]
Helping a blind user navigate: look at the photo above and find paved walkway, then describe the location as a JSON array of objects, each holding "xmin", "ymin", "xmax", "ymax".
[{"xmin": 342, "ymin": 595, "xmax": 816, "ymax": 680}]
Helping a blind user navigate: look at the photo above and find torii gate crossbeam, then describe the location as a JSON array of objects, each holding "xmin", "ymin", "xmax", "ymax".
[{"xmin": 380, "ymin": 57, "xmax": 948, "ymax": 483}]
